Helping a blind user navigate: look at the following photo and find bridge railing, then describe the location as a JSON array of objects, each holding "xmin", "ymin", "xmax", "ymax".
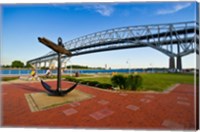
[{"xmin": 63, "ymin": 21, "xmax": 196, "ymax": 49}]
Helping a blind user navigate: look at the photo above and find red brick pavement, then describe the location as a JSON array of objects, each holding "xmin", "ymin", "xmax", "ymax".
[{"xmin": 1, "ymin": 81, "xmax": 196, "ymax": 130}]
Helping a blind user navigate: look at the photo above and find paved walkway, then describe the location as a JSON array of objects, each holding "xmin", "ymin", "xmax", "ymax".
[{"xmin": 1, "ymin": 80, "xmax": 196, "ymax": 130}]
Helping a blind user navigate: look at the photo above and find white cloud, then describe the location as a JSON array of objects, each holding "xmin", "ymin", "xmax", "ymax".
[
  {"xmin": 93, "ymin": 5, "xmax": 114, "ymax": 16},
  {"xmin": 84, "ymin": 4, "xmax": 114, "ymax": 16},
  {"xmin": 53, "ymin": 4, "xmax": 114, "ymax": 17},
  {"xmin": 156, "ymin": 3, "xmax": 192, "ymax": 15}
]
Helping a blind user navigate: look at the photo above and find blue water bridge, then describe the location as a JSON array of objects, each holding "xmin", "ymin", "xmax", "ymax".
[{"xmin": 28, "ymin": 21, "xmax": 199, "ymax": 71}]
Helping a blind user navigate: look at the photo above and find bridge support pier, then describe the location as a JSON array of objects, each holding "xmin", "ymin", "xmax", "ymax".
[
  {"xmin": 176, "ymin": 42, "xmax": 182, "ymax": 72},
  {"xmin": 176, "ymin": 56, "xmax": 182, "ymax": 72},
  {"xmin": 169, "ymin": 57, "xmax": 175, "ymax": 71},
  {"xmin": 49, "ymin": 59, "xmax": 55, "ymax": 69},
  {"xmin": 36, "ymin": 62, "xmax": 41, "ymax": 69}
]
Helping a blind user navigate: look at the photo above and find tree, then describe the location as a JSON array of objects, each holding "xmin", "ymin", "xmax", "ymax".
[
  {"xmin": 111, "ymin": 74, "xmax": 127, "ymax": 89},
  {"xmin": 11, "ymin": 60, "xmax": 24, "ymax": 68},
  {"xmin": 2, "ymin": 65, "xmax": 11, "ymax": 68},
  {"xmin": 126, "ymin": 75, "xmax": 143, "ymax": 90},
  {"xmin": 111, "ymin": 74, "xmax": 143, "ymax": 90},
  {"xmin": 25, "ymin": 63, "xmax": 32, "ymax": 68}
]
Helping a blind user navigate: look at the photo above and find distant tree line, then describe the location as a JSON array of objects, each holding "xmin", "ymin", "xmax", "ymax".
[
  {"xmin": 1, "ymin": 61, "xmax": 105, "ymax": 69},
  {"xmin": 66, "ymin": 65, "xmax": 105, "ymax": 69},
  {"xmin": 2, "ymin": 60, "xmax": 32, "ymax": 68}
]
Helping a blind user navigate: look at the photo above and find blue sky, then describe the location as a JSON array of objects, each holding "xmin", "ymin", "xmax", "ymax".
[{"xmin": 1, "ymin": 2, "xmax": 198, "ymax": 68}]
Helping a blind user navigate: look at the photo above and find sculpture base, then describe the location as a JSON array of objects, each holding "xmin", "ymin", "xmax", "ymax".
[{"xmin": 25, "ymin": 89, "xmax": 93, "ymax": 112}]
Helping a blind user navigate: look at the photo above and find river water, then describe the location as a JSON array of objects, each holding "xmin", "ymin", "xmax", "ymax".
[{"xmin": 1, "ymin": 68, "xmax": 156, "ymax": 76}]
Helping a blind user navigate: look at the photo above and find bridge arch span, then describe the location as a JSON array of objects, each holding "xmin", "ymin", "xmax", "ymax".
[{"xmin": 28, "ymin": 21, "xmax": 199, "ymax": 71}]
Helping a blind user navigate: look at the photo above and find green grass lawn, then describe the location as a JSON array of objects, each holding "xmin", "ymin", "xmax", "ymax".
[
  {"xmin": 139, "ymin": 73, "xmax": 194, "ymax": 91},
  {"xmin": 78, "ymin": 73, "xmax": 195, "ymax": 91}
]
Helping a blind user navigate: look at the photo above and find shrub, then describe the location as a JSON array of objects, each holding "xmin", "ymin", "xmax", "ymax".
[
  {"xmin": 133, "ymin": 75, "xmax": 142, "ymax": 88},
  {"xmin": 111, "ymin": 74, "xmax": 143, "ymax": 90},
  {"xmin": 65, "ymin": 76, "xmax": 77, "ymax": 82},
  {"xmin": 97, "ymin": 83, "xmax": 113, "ymax": 89},
  {"xmin": 76, "ymin": 79, "xmax": 82, "ymax": 83},
  {"xmin": 79, "ymin": 80, "xmax": 112, "ymax": 90},
  {"xmin": 126, "ymin": 75, "xmax": 143, "ymax": 90},
  {"xmin": 111, "ymin": 74, "xmax": 126, "ymax": 89},
  {"xmin": 2, "ymin": 76, "xmax": 19, "ymax": 81},
  {"xmin": 80, "ymin": 80, "xmax": 90, "ymax": 85},
  {"xmin": 40, "ymin": 75, "xmax": 57, "ymax": 79},
  {"xmin": 88, "ymin": 81, "xmax": 100, "ymax": 86}
]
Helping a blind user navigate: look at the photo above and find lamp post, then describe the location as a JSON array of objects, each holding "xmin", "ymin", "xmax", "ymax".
[
  {"xmin": 126, "ymin": 60, "xmax": 131, "ymax": 74},
  {"xmin": 67, "ymin": 59, "xmax": 72, "ymax": 77},
  {"xmin": 150, "ymin": 63, "xmax": 153, "ymax": 73},
  {"xmin": 70, "ymin": 64, "xmax": 72, "ymax": 77}
]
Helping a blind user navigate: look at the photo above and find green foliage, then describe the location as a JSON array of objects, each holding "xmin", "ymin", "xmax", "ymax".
[
  {"xmin": 25, "ymin": 63, "xmax": 32, "ymax": 68},
  {"xmin": 2, "ymin": 76, "xmax": 19, "ymax": 81},
  {"xmin": 75, "ymin": 79, "xmax": 82, "ymax": 83},
  {"xmin": 126, "ymin": 75, "xmax": 143, "ymax": 90},
  {"xmin": 87, "ymin": 81, "xmax": 100, "ymax": 86},
  {"xmin": 2, "ymin": 65, "xmax": 11, "ymax": 68},
  {"xmin": 111, "ymin": 74, "xmax": 127, "ymax": 89},
  {"xmin": 80, "ymin": 77, "xmax": 111, "ymax": 84},
  {"xmin": 80, "ymin": 80, "xmax": 90, "ymax": 85},
  {"xmin": 76, "ymin": 73, "xmax": 194, "ymax": 91},
  {"xmin": 67, "ymin": 65, "xmax": 88, "ymax": 69},
  {"xmin": 111, "ymin": 74, "xmax": 143, "ymax": 90},
  {"xmin": 11, "ymin": 60, "xmax": 24, "ymax": 68},
  {"xmin": 40, "ymin": 75, "xmax": 57, "ymax": 79},
  {"xmin": 65, "ymin": 76, "xmax": 79, "ymax": 82},
  {"xmin": 97, "ymin": 83, "xmax": 113, "ymax": 89},
  {"xmin": 66, "ymin": 65, "xmax": 105, "ymax": 69},
  {"xmin": 2, "ymin": 62, "xmax": 32, "ymax": 68},
  {"xmin": 80, "ymin": 80, "xmax": 112, "ymax": 89},
  {"xmin": 66, "ymin": 73, "xmax": 194, "ymax": 91}
]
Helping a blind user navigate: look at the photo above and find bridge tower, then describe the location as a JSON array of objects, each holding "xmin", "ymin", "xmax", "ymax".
[
  {"xmin": 177, "ymin": 56, "xmax": 182, "ymax": 71},
  {"xmin": 169, "ymin": 57, "xmax": 175, "ymax": 71},
  {"xmin": 177, "ymin": 43, "xmax": 182, "ymax": 71}
]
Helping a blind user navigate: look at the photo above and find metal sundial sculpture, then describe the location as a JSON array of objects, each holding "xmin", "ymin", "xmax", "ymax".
[{"xmin": 38, "ymin": 37, "xmax": 78, "ymax": 96}]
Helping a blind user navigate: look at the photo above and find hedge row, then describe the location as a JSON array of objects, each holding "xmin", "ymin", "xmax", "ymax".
[
  {"xmin": 2, "ymin": 76, "xmax": 19, "ymax": 81},
  {"xmin": 65, "ymin": 76, "xmax": 113, "ymax": 90},
  {"xmin": 65, "ymin": 74, "xmax": 143, "ymax": 91}
]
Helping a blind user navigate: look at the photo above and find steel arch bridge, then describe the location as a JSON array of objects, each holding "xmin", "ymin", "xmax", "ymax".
[{"xmin": 28, "ymin": 21, "xmax": 199, "ymax": 70}]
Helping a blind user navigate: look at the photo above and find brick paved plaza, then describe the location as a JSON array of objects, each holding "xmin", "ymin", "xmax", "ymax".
[{"xmin": 1, "ymin": 81, "xmax": 197, "ymax": 130}]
